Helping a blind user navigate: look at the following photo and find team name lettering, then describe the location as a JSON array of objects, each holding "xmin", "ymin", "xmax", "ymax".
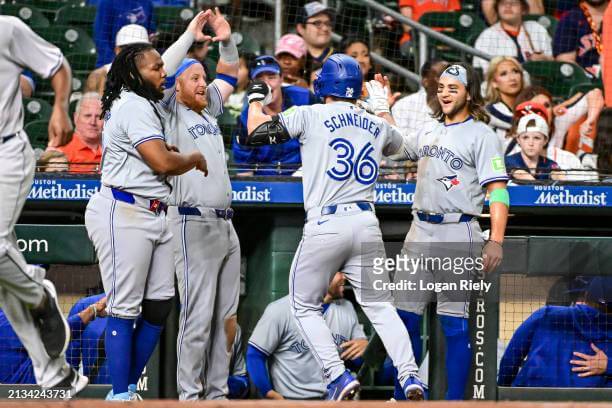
[
  {"xmin": 188, "ymin": 123, "xmax": 221, "ymax": 140},
  {"xmin": 324, "ymin": 113, "xmax": 381, "ymax": 138},
  {"xmin": 418, "ymin": 144, "xmax": 464, "ymax": 170}
]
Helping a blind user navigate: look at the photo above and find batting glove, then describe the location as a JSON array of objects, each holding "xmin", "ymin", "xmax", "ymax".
[
  {"xmin": 365, "ymin": 80, "xmax": 390, "ymax": 115},
  {"xmin": 246, "ymin": 80, "xmax": 272, "ymax": 106}
]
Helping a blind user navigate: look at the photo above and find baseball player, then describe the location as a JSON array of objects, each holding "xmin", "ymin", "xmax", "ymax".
[
  {"xmin": 162, "ymin": 8, "xmax": 241, "ymax": 400},
  {"xmin": 0, "ymin": 16, "xmax": 89, "ymax": 396},
  {"xmin": 372, "ymin": 63, "xmax": 510, "ymax": 400},
  {"xmin": 246, "ymin": 272, "xmax": 368, "ymax": 400},
  {"xmin": 241, "ymin": 54, "xmax": 424, "ymax": 401},
  {"xmin": 227, "ymin": 323, "xmax": 249, "ymax": 399},
  {"xmin": 84, "ymin": 12, "xmax": 210, "ymax": 401}
]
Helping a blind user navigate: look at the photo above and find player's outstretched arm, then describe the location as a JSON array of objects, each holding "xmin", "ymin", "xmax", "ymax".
[
  {"xmin": 243, "ymin": 81, "xmax": 291, "ymax": 146},
  {"xmin": 136, "ymin": 139, "xmax": 208, "ymax": 176},
  {"xmin": 206, "ymin": 7, "xmax": 239, "ymax": 102},
  {"xmin": 162, "ymin": 11, "xmax": 211, "ymax": 77},
  {"xmin": 48, "ymin": 60, "xmax": 73, "ymax": 147}
]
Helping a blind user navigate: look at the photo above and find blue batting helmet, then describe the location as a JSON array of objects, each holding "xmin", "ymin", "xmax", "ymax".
[{"xmin": 313, "ymin": 54, "xmax": 363, "ymax": 100}]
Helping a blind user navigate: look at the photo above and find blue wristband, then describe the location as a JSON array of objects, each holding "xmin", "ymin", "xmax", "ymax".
[{"xmin": 216, "ymin": 73, "xmax": 238, "ymax": 88}]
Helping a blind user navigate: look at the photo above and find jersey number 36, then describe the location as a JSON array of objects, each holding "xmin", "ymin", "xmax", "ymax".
[{"xmin": 326, "ymin": 138, "xmax": 378, "ymax": 185}]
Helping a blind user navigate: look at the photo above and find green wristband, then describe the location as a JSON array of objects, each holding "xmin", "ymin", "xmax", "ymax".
[{"xmin": 489, "ymin": 188, "xmax": 510, "ymax": 207}]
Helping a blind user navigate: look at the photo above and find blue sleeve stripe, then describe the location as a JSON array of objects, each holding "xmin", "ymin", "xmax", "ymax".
[
  {"xmin": 216, "ymin": 73, "xmax": 238, "ymax": 88},
  {"xmin": 247, "ymin": 341, "xmax": 271, "ymax": 356},
  {"xmin": 132, "ymin": 135, "xmax": 165, "ymax": 148},
  {"xmin": 480, "ymin": 176, "xmax": 510, "ymax": 186}
]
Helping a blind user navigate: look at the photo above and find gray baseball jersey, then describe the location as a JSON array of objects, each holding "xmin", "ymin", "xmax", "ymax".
[
  {"xmin": 100, "ymin": 90, "xmax": 171, "ymax": 201},
  {"xmin": 165, "ymin": 80, "xmax": 231, "ymax": 208},
  {"xmin": 0, "ymin": 16, "xmax": 63, "ymax": 136},
  {"xmin": 278, "ymin": 102, "xmax": 404, "ymax": 212},
  {"xmin": 249, "ymin": 296, "xmax": 365, "ymax": 399},
  {"xmin": 397, "ymin": 118, "xmax": 509, "ymax": 215}
]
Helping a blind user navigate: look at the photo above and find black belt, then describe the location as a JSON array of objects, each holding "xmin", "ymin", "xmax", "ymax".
[
  {"xmin": 416, "ymin": 211, "xmax": 473, "ymax": 224},
  {"xmin": 178, "ymin": 206, "xmax": 234, "ymax": 220},
  {"xmin": 0, "ymin": 134, "xmax": 16, "ymax": 144},
  {"xmin": 321, "ymin": 201, "xmax": 373, "ymax": 216}
]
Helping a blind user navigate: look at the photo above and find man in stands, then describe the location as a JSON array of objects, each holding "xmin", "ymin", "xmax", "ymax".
[
  {"xmin": 474, "ymin": 0, "xmax": 553, "ymax": 74},
  {"xmin": 57, "ymin": 93, "xmax": 103, "ymax": 173},
  {"xmin": 554, "ymin": 0, "xmax": 609, "ymax": 77},
  {"xmin": 86, "ymin": 24, "xmax": 151, "ymax": 95},
  {"xmin": 296, "ymin": 1, "xmax": 336, "ymax": 85}
]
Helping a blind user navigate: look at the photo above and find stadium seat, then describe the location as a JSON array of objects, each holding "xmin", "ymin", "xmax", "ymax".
[
  {"xmin": 23, "ymin": 119, "xmax": 49, "ymax": 149},
  {"xmin": 24, "ymin": 0, "xmax": 84, "ymax": 20},
  {"xmin": 418, "ymin": 11, "xmax": 486, "ymax": 62},
  {"xmin": 34, "ymin": 25, "xmax": 96, "ymax": 55},
  {"xmin": 522, "ymin": 61, "xmax": 593, "ymax": 100},
  {"xmin": 65, "ymin": 52, "xmax": 97, "ymax": 76},
  {"xmin": 154, "ymin": 6, "xmax": 198, "ymax": 32},
  {"xmin": 0, "ymin": 3, "xmax": 50, "ymax": 28},
  {"xmin": 524, "ymin": 14, "xmax": 558, "ymax": 37},
  {"xmin": 54, "ymin": 5, "xmax": 96, "ymax": 36},
  {"xmin": 23, "ymin": 97, "xmax": 52, "ymax": 123}
]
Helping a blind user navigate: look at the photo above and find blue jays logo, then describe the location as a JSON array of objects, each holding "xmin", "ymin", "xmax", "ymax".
[
  {"xmin": 446, "ymin": 66, "xmax": 460, "ymax": 76},
  {"xmin": 437, "ymin": 175, "xmax": 460, "ymax": 191}
]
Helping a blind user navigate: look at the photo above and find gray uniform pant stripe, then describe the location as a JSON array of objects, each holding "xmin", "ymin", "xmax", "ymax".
[
  {"xmin": 171, "ymin": 214, "xmax": 240, "ymax": 400},
  {"xmin": 0, "ymin": 133, "xmax": 70, "ymax": 387},
  {"xmin": 289, "ymin": 211, "xmax": 419, "ymax": 386}
]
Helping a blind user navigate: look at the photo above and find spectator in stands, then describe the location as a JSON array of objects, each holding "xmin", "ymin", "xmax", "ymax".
[
  {"xmin": 510, "ymin": 85, "xmax": 604, "ymax": 155},
  {"xmin": 482, "ymin": 0, "xmax": 545, "ymax": 25},
  {"xmin": 341, "ymin": 37, "xmax": 373, "ymax": 80},
  {"xmin": 57, "ymin": 93, "xmax": 103, "ymax": 173},
  {"xmin": 225, "ymin": 53, "xmax": 254, "ymax": 116},
  {"xmin": 392, "ymin": 59, "xmax": 446, "ymax": 138},
  {"xmin": 246, "ymin": 272, "xmax": 367, "ymax": 400},
  {"xmin": 474, "ymin": 0, "xmax": 553, "ymax": 74},
  {"xmin": 498, "ymin": 277, "xmax": 611, "ymax": 387},
  {"xmin": 505, "ymin": 112, "xmax": 563, "ymax": 180},
  {"xmin": 0, "ymin": 295, "xmax": 107, "ymax": 384},
  {"xmin": 86, "ymin": 24, "xmax": 151, "ymax": 95},
  {"xmin": 507, "ymin": 101, "xmax": 596, "ymax": 180},
  {"xmin": 232, "ymin": 56, "xmax": 316, "ymax": 176},
  {"xmin": 397, "ymin": 0, "xmax": 460, "ymax": 56},
  {"xmin": 37, "ymin": 150, "xmax": 69, "ymax": 172},
  {"xmin": 485, "ymin": 56, "xmax": 525, "ymax": 144},
  {"xmin": 296, "ymin": 1, "xmax": 336, "ymax": 85},
  {"xmin": 93, "ymin": 0, "xmax": 156, "ymax": 68},
  {"xmin": 554, "ymin": 0, "xmax": 608, "ymax": 77},
  {"xmin": 275, "ymin": 34, "xmax": 309, "ymax": 88}
]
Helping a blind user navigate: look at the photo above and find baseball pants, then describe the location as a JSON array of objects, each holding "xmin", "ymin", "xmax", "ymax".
[
  {"xmin": 396, "ymin": 218, "xmax": 484, "ymax": 317},
  {"xmin": 0, "ymin": 132, "xmax": 71, "ymax": 387},
  {"xmin": 85, "ymin": 187, "xmax": 175, "ymax": 319},
  {"xmin": 289, "ymin": 205, "xmax": 419, "ymax": 385},
  {"xmin": 169, "ymin": 207, "xmax": 240, "ymax": 400}
]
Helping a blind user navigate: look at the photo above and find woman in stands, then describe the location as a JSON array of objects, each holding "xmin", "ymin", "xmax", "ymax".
[{"xmin": 485, "ymin": 56, "xmax": 525, "ymax": 146}]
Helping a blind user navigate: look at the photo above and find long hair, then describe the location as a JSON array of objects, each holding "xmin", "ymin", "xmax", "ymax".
[
  {"xmin": 100, "ymin": 43, "xmax": 165, "ymax": 129},
  {"xmin": 429, "ymin": 62, "xmax": 490, "ymax": 123},
  {"xmin": 485, "ymin": 56, "xmax": 523, "ymax": 104}
]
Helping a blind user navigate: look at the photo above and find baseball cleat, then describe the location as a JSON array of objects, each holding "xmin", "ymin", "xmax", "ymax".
[
  {"xmin": 403, "ymin": 374, "xmax": 426, "ymax": 401},
  {"xmin": 325, "ymin": 370, "xmax": 360, "ymax": 401},
  {"xmin": 49, "ymin": 368, "xmax": 89, "ymax": 399},
  {"xmin": 129, "ymin": 383, "xmax": 143, "ymax": 400},
  {"xmin": 31, "ymin": 279, "xmax": 70, "ymax": 359},
  {"xmin": 106, "ymin": 391, "xmax": 136, "ymax": 401}
]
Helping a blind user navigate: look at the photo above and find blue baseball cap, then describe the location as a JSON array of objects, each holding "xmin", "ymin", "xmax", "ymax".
[
  {"xmin": 585, "ymin": 276, "xmax": 612, "ymax": 306},
  {"xmin": 250, "ymin": 55, "xmax": 281, "ymax": 80}
]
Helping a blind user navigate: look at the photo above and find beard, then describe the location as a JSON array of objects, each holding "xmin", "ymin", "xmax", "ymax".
[
  {"xmin": 443, "ymin": 97, "xmax": 469, "ymax": 119},
  {"xmin": 139, "ymin": 77, "xmax": 164, "ymax": 102}
]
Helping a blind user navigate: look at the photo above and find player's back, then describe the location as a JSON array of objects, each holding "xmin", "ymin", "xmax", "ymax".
[{"xmin": 280, "ymin": 101, "xmax": 395, "ymax": 212}]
